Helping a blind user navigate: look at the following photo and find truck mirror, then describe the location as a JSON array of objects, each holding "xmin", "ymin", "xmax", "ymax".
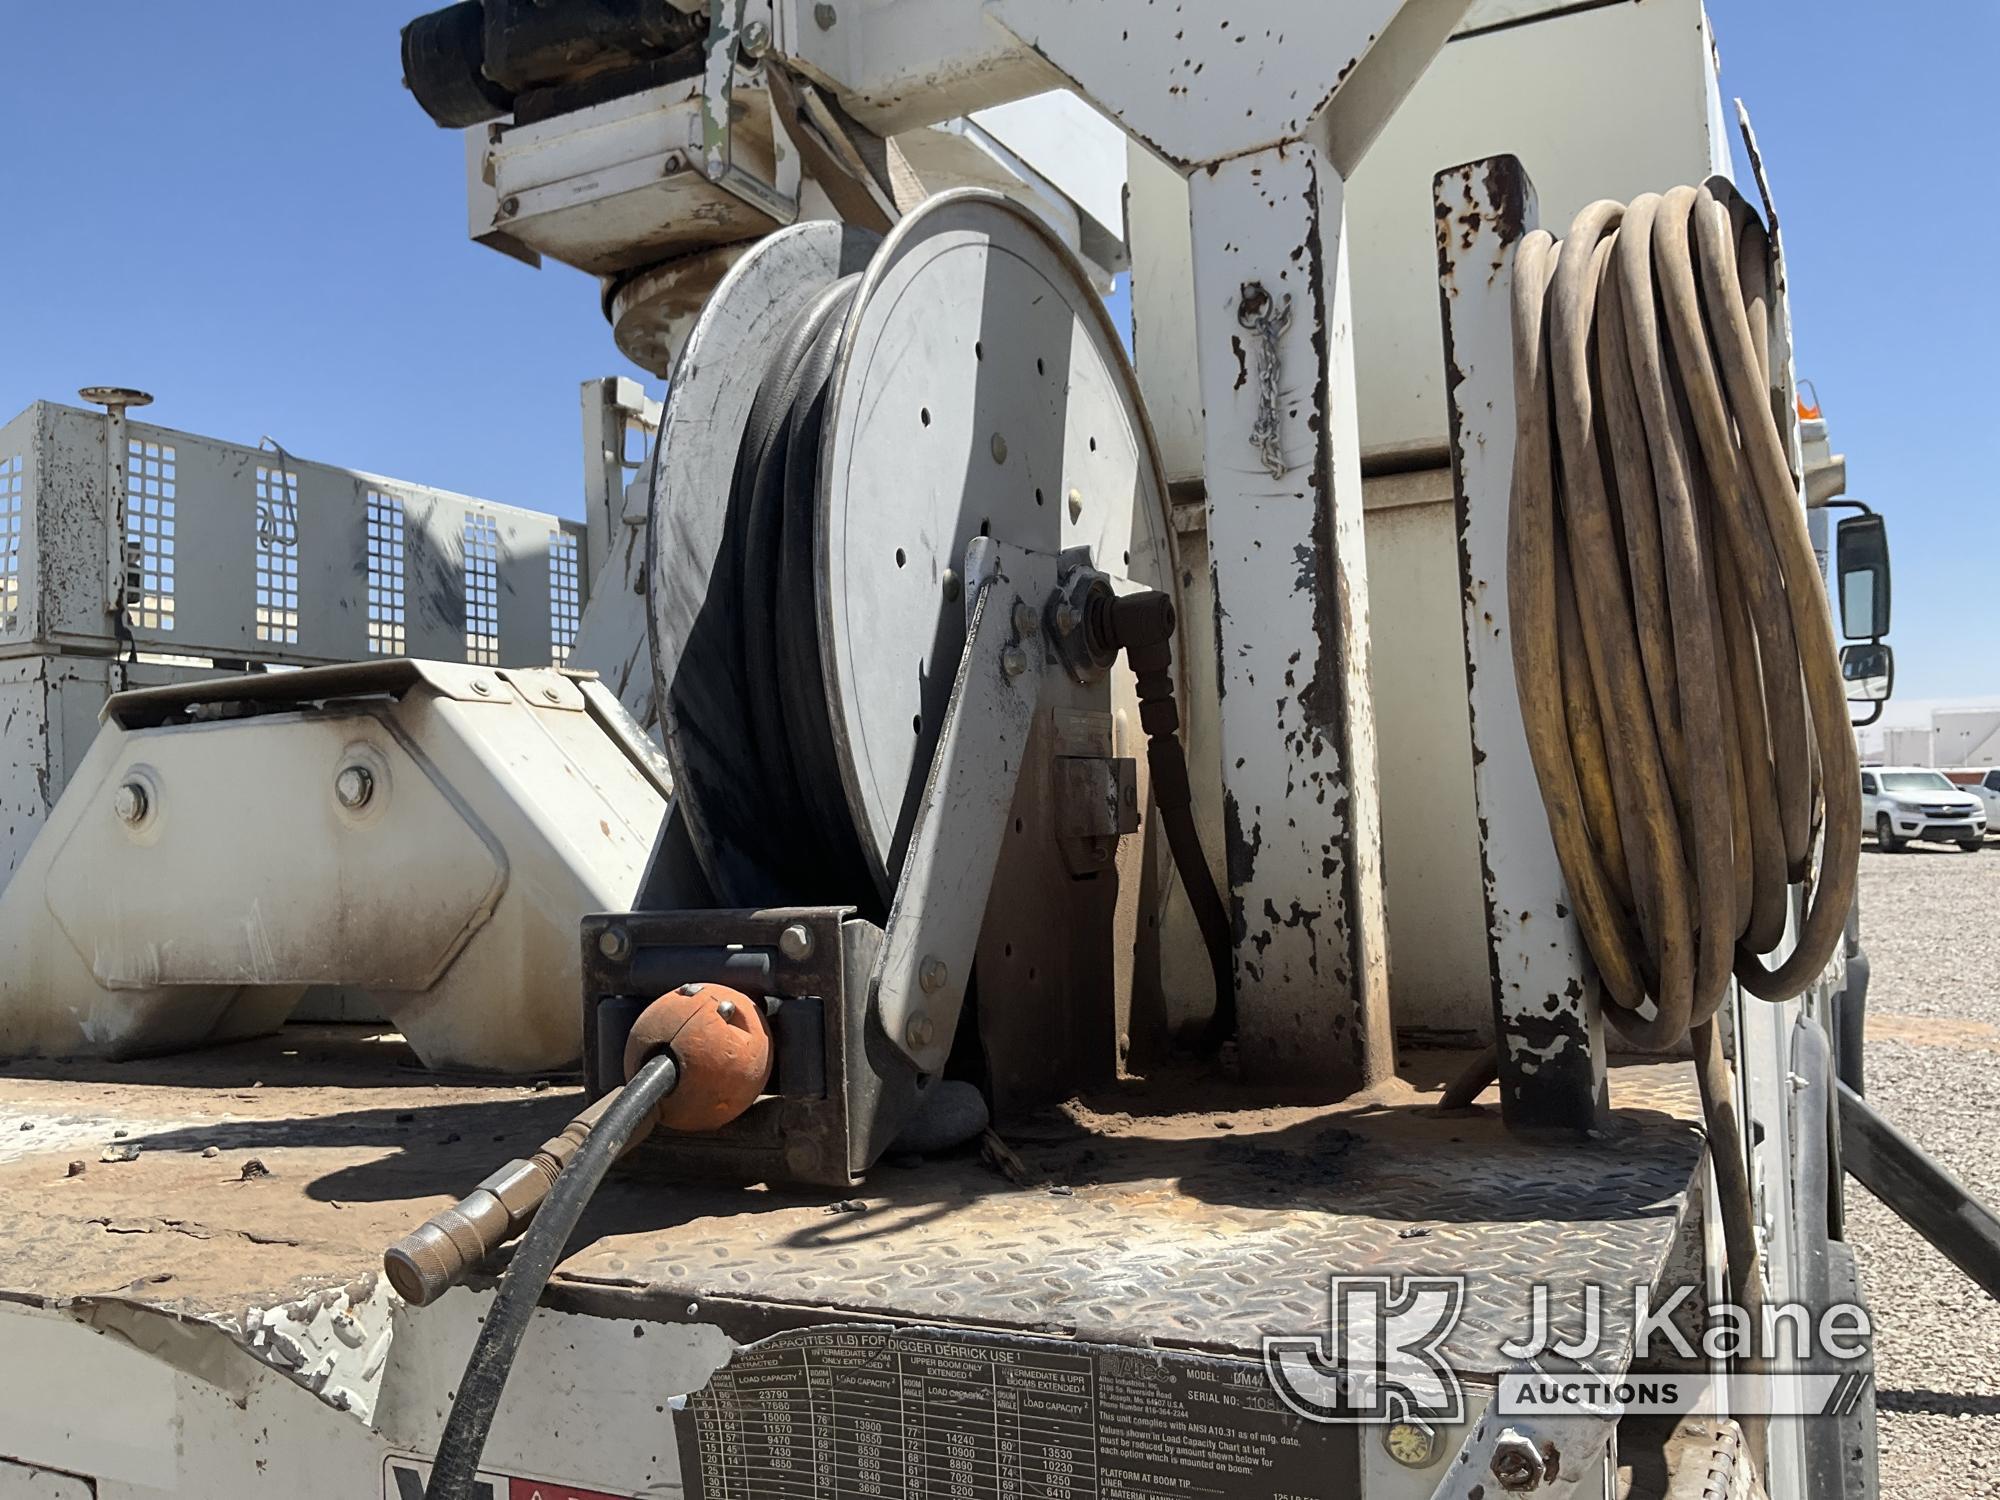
[
  {"xmin": 1840, "ymin": 641, "xmax": 1893, "ymax": 702},
  {"xmin": 1836, "ymin": 512, "xmax": 1891, "ymax": 640}
]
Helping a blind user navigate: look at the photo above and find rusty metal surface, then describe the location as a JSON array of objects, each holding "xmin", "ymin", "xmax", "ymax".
[
  {"xmin": 0, "ymin": 1028, "xmax": 1702, "ymax": 1382},
  {"xmin": 1185, "ymin": 145, "xmax": 1394, "ymax": 1092},
  {"xmin": 1435, "ymin": 155, "xmax": 1609, "ymax": 1130}
]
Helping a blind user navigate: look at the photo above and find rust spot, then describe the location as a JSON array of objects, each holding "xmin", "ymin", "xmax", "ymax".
[
  {"xmin": 1483, "ymin": 156, "xmax": 1529, "ymax": 245},
  {"xmin": 1230, "ymin": 334, "xmax": 1248, "ymax": 391}
]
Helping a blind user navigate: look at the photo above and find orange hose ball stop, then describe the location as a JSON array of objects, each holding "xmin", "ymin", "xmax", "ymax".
[{"xmin": 622, "ymin": 982, "xmax": 773, "ymax": 1132}]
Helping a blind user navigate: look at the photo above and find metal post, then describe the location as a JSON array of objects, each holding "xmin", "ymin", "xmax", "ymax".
[
  {"xmin": 1185, "ymin": 143, "xmax": 1392, "ymax": 1091},
  {"xmin": 1433, "ymin": 158, "xmax": 1605, "ymax": 1129},
  {"xmin": 78, "ymin": 386, "xmax": 153, "ymax": 650}
]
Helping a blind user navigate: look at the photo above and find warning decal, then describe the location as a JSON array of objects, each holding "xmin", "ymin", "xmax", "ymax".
[{"xmin": 383, "ymin": 1452, "xmax": 630, "ymax": 1500}]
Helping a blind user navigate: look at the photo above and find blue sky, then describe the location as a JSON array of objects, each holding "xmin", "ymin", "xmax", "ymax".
[{"xmin": 0, "ymin": 3, "xmax": 1993, "ymax": 699}]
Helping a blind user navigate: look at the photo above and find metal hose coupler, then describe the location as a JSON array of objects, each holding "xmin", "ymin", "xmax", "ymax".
[
  {"xmin": 383, "ymin": 982, "xmax": 772, "ymax": 1307},
  {"xmin": 384, "ymin": 1091, "xmax": 631, "ymax": 1307}
]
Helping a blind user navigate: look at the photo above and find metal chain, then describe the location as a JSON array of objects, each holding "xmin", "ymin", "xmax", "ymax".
[{"xmin": 1238, "ymin": 281, "xmax": 1293, "ymax": 479}]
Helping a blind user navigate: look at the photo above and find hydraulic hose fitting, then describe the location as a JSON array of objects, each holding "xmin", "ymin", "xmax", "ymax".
[
  {"xmin": 383, "ymin": 983, "xmax": 770, "ymax": 1307},
  {"xmin": 385, "ymin": 1089, "xmax": 633, "ymax": 1307}
]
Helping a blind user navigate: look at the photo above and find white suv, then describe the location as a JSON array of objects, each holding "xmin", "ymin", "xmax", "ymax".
[{"xmin": 1861, "ymin": 767, "xmax": 1987, "ymax": 852}]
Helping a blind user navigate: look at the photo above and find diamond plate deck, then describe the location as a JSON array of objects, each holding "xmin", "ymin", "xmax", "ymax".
[
  {"xmin": 0, "ymin": 1030, "xmax": 1703, "ymax": 1382},
  {"xmin": 562, "ymin": 1057, "xmax": 1706, "ymax": 1376}
]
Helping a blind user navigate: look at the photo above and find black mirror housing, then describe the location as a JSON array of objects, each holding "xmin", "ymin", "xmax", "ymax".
[
  {"xmin": 1836, "ymin": 513, "xmax": 1891, "ymax": 641},
  {"xmin": 1841, "ymin": 641, "xmax": 1894, "ymax": 703}
]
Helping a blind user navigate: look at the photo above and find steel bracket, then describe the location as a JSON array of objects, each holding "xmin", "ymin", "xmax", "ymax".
[
  {"xmin": 872, "ymin": 538, "xmax": 1054, "ymax": 1075},
  {"xmin": 703, "ymin": 0, "xmax": 800, "ymax": 226}
]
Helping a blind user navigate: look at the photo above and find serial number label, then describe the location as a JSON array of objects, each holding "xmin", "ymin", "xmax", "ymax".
[{"xmin": 676, "ymin": 1328, "xmax": 1348, "ymax": 1500}]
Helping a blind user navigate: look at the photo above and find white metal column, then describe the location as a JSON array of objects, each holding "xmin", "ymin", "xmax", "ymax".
[
  {"xmin": 1187, "ymin": 145, "xmax": 1392, "ymax": 1091},
  {"xmin": 1433, "ymin": 156, "xmax": 1605, "ymax": 1129}
]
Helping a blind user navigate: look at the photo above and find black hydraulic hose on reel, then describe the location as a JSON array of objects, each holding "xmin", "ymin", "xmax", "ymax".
[
  {"xmin": 1094, "ymin": 591, "xmax": 1237, "ymax": 1050},
  {"xmin": 710, "ymin": 271, "xmax": 1239, "ymax": 1044},
  {"xmin": 424, "ymin": 1055, "xmax": 681, "ymax": 1500},
  {"xmin": 720, "ymin": 275, "xmax": 879, "ymax": 909}
]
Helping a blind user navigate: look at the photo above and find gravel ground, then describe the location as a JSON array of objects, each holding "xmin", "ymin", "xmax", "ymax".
[{"xmin": 1847, "ymin": 842, "xmax": 2000, "ymax": 1495}]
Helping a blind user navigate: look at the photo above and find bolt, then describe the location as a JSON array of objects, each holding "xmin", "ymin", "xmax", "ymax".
[
  {"xmin": 813, "ymin": 1, "xmax": 837, "ymax": 28},
  {"xmin": 334, "ymin": 765, "xmax": 375, "ymax": 810},
  {"xmin": 1012, "ymin": 600, "xmax": 1039, "ymax": 637},
  {"xmin": 1490, "ymin": 1430, "xmax": 1546, "ymax": 1492},
  {"xmin": 663, "ymin": 151, "xmax": 687, "ymax": 175},
  {"xmin": 471, "ymin": 679, "xmax": 491, "ymax": 696},
  {"xmin": 918, "ymin": 956, "xmax": 948, "ymax": 994},
  {"xmin": 1055, "ymin": 601, "xmax": 1077, "ymax": 636},
  {"xmin": 941, "ymin": 569, "xmax": 961, "ymax": 603},
  {"xmin": 541, "ymin": 686, "xmax": 561, "ymax": 704},
  {"xmin": 499, "ymin": 195, "xmax": 520, "ymax": 218},
  {"xmin": 741, "ymin": 19, "xmax": 772, "ymax": 57},
  {"xmin": 597, "ymin": 927, "xmax": 632, "ymax": 962},
  {"xmin": 112, "ymin": 781, "xmax": 149, "ymax": 826},
  {"xmin": 715, "ymin": 998, "xmax": 738, "ymax": 1022},
  {"xmin": 1002, "ymin": 646, "xmax": 1029, "ymax": 677},
  {"xmin": 905, "ymin": 1013, "xmax": 936, "ymax": 1050},
  {"xmin": 778, "ymin": 923, "xmax": 814, "ymax": 961},
  {"xmin": 990, "ymin": 431, "xmax": 1008, "ymax": 464},
  {"xmin": 1067, "ymin": 489, "xmax": 1083, "ymax": 523}
]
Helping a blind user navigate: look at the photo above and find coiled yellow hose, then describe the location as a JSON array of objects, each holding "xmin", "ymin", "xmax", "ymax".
[{"xmin": 1509, "ymin": 185, "xmax": 1859, "ymax": 1050}]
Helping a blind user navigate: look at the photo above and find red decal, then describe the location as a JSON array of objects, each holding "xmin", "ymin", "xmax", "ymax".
[{"xmin": 507, "ymin": 1481, "xmax": 627, "ymax": 1500}]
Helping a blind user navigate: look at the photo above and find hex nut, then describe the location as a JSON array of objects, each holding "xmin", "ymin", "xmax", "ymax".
[
  {"xmin": 112, "ymin": 781, "xmax": 149, "ymax": 826},
  {"xmin": 813, "ymin": 2, "xmax": 837, "ymax": 28},
  {"xmin": 597, "ymin": 927, "xmax": 633, "ymax": 962},
  {"xmin": 1490, "ymin": 1430, "xmax": 1547, "ymax": 1492},
  {"xmin": 905, "ymin": 1013, "xmax": 936, "ymax": 1050},
  {"xmin": 741, "ymin": 18, "xmax": 772, "ymax": 56},
  {"xmin": 334, "ymin": 765, "xmax": 375, "ymax": 810},
  {"xmin": 918, "ymin": 956, "xmax": 948, "ymax": 994},
  {"xmin": 778, "ymin": 923, "xmax": 814, "ymax": 961},
  {"xmin": 1002, "ymin": 646, "xmax": 1029, "ymax": 678}
]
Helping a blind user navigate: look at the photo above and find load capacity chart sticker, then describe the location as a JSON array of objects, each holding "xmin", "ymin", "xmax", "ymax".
[{"xmin": 676, "ymin": 1326, "xmax": 1351, "ymax": 1500}]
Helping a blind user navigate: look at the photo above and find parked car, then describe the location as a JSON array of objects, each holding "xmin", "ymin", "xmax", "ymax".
[
  {"xmin": 1861, "ymin": 766, "xmax": 1988, "ymax": 851},
  {"xmin": 1944, "ymin": 765, "xmax": 2000, "ymax": 832}
]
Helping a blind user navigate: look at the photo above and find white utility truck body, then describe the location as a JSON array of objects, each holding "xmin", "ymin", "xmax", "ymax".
[{"xmin": 0, "ymin": 4, "xmax": 1918, "ymax": 1500}]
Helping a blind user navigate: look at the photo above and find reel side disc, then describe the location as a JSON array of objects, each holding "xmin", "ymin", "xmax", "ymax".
[{"xmin": 818, "ymin": 190, "xmax": 1179, "ymax": 895}]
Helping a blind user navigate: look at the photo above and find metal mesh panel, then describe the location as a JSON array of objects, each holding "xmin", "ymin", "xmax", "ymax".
[
  {"xmin": 366, "ymin": 490, "xmax": 406, "ymax": 655},
  {"xmin": 549, "ymin": 529, "xmax": 580, "ymax": 666},
  {"xmin": 125, "ymin": 439, "xmax": 176, "ymax": 631},
  {"xmin": 254, "ymin": 467, "xmax": 301, "ymax": 645},
  {"xmin": 0, "ymin": 454, "xmax": 21, "ymax": 632},
  {"xmin": 463, "ymin": 511, "xmax": 499, "ymax": 666}
]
